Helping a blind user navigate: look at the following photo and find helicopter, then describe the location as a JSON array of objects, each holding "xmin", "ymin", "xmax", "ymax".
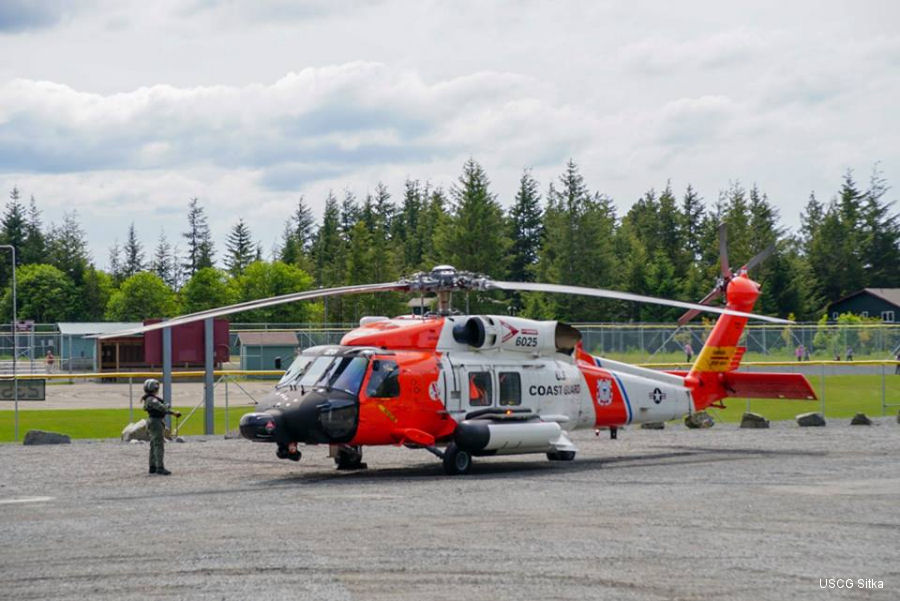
[{"xmin": 104, "ymin": 231, "xmax": 816, "ymax": 475}]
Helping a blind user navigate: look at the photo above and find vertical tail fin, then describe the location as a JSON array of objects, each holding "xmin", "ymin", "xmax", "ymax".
[{"xmin": 685, "ymin": 273, "xmax": 759, "ymax": 410}]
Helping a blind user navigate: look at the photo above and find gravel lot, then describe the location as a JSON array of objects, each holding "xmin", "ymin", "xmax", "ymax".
[{"xmin": 1, "ymin": 421, "xmax": 898, "ymax": 601}]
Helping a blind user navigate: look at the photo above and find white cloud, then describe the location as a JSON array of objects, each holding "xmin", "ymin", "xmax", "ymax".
[{"xmin": 0, "ymin": 1, "xmax": 898, "ymax": 270}]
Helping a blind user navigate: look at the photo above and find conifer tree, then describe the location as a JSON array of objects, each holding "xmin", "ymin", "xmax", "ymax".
[
  {"xmin": 279, "ymin": 196, "xmax": 316, "ymax": 266},
  {"xmin": 507, "ymin": 169, "xmax": 543, "ymax": 283},
  {"xmin": 22, "ymin": 196, "xmax": 46, "ymax": 265},
  {"xmin": 225, "ymin": 218, "xmax": 256, "ymax": 277},
  {"xmin": 182, "ymin": 197, "xmax": 215, "ymax": 277},
  {"xmin": 109, "ymin": 240, "xmax": 124, "ymax": 285},
  {"xmin": 46, "ymin": 212, "xmax": 89, "ymax": 285},
  {"xmin": 123, "ymin": 222, "xmax": 145, "ymax": 278},
  {"xmin": 151, "ymin": 230, "xmax": 178, "ymax": 288},
  {"xmin": 1, "ymin": 187, "xmax": 26, "ymax": 286},
  {"xmin": 860, "ymin": 166, "xmax": 900, "ymax": 286},
  {"xmin": 437, "ymin": 159, "xmax": 509, "ymax": 276}
]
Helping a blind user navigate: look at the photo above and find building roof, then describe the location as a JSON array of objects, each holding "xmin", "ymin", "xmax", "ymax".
[
  {"xmin": 237, "ymin": 332, "xmax": 299, "ymax": 347},
  {"xmin": 58, "ymin": 322, "xmax": 142, "ymax": 336},
  {"xmin": 831, "ymin": 288, "xmax": 900, "ymax": 309},
  {"xmin": 863, "ymin": 288, "xmax": 900, "ymax": 307}
]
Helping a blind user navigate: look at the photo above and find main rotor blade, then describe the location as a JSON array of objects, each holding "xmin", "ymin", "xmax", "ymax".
[
  {"xmin": 718, "ymin": 222, "xmax": 732, "ymax": 279},
  {"xmin": 490, "ymin": 281, "xmax": 792, "ymax": 324},
  {"xmin": 677, "ymin": 286, "xmax": 724, "ymax": 325},
  {"xmin": 96, "ymin": 281, "xmax": 409, "ymax": 339},
  {"xmin": 743, "ymin": 242, "xmax": 775, "ymax": 272}
]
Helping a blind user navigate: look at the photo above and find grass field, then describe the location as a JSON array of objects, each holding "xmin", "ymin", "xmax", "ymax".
[
  {"xmin": 1, "ymin": 374, "xmax": 898, "ymax": 442},
  {"xmin": 0, "ymin": 407, "xmax": 246, "ymax": 442}
]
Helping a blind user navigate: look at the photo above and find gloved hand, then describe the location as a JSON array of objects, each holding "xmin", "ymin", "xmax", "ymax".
[{"xmin": 173, "ymin": 411, "xmax": 182, "ymax": 418}]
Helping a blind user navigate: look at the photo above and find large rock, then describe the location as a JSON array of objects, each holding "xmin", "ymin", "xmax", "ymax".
[
  {"xmin": 23, "ymin": 430, "xmax": 71, "ymax": 445},
  {"xmin": 850, "ymin": 412, "xmax": 872, "ymax": 426},
  {"xmin": 796, "ymin": 412, "xmax": 826, "ymax": 427},
  {"xmin": 740, "ymin": 412, "xmax": 770, "ymax": 429},
  {"xmin": 684, "ymin": 412, "xmax": 714, "ymax": 429},
  {"xmin": 641, "ymin": 422, "xmax": 665, "ymax": 430},
  {"xmin": 121, "ymin": 419, "xmax": 150, "ymax": 442}
]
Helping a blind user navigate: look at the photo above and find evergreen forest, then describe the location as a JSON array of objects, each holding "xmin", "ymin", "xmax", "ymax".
[{"xmin": 2, "ymin": 159, "xmax": 898, "ymax": 325}]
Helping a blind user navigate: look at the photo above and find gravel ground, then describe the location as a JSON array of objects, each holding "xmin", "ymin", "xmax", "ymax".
[{"xmin": 0, "ymin": 421, "xmax": 898, "ymax": 601}]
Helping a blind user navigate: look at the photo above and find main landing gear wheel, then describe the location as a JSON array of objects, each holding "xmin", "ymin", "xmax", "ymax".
[
  {"xmin": 334, "ymin": 445, "xmax": 367, "ymax": 470},
  {"xmin": 442, "ymin": 443, "xmax": 472, "ymax": 475},
  {"xmin": 547, "ymin": 450, "xmax": 576, "ymax": 461}
]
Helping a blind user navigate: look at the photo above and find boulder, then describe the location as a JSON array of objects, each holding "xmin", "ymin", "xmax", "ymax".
[
  {"xmin": 684, "ymin": 411, "xmax": 714, "ymax": 429},
  {"xmin": 121, "ymin": 419, "xmax": 150, "ymax": 442},
  {"xmin": 740, "ymin": 412, "xmax": 770, "ymax": 429},
  {"xmin": 23, "ymin": 430, "xmax": 71, "ymax": 445},
  {"xmin": 796, "ymin": 412, "xmax": 826, "ymax": 427},
  {"xmin": 641, "ymin": 422, "xmax": 665, "ymax": 430},
  {"xmin": 850, "ymin": 413, "xmax": 872, "ymax": 426}
]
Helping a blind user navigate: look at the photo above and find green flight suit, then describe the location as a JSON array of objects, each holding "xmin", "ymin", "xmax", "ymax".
[{"xmin": 143, "ymin": 393, "xmax": 174, "ymax": 471}]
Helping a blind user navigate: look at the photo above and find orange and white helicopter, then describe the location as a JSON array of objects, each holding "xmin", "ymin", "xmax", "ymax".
[{"xmin": 110, "ymin": 232, "xmax": 816, "ymax": 475}]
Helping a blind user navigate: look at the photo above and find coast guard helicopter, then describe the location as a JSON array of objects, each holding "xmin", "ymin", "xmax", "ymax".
[{"xmin": 106, "ymin": 230, "xmax": 816, "ymax": 475}]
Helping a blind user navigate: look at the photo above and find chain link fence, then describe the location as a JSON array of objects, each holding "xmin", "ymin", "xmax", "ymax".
[{"xmin": 0, "ymin": 321, "xmax": 899, "ymax": 375}]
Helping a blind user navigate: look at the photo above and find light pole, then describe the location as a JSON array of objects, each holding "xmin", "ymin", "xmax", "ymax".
[{"xmin": 0, "ymin": 245, "xmax": 16, "ymax": 441}]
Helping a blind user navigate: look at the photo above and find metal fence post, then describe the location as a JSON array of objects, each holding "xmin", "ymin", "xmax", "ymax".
[
  {"xmin": 882, "ymin": 364, "xmax": 886, "ymax": 417},
  {"xmin": 820, "ymin": 362, "xmax": 826, "ymax": 416},
  {"xmin": 225, "ymin": 376, "xmax": 229, "ymax": 434},
  {"xmin": 129, "ymin": 377, "xmax": 133, "ymax": 423}
]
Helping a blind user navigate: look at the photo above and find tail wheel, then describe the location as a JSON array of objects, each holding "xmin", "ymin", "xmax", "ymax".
[{"xmin": 443, "ymin": 443, "xmax": 472, "ymax": 475}]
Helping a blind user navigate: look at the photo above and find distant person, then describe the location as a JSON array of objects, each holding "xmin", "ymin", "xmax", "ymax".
[
  {"xmin": 895, "ymin": 353, "xmax": 900, "ymax": 375},
  {"xmin": 45, "ymin": 350, "xmax": 54, "ymax": 372},
  {"xmin": 684, "ymin": 343, "xmax": 694, "ymax": 363},
  {"xmin": 142, "ymin": 378, "xmax": 180, "ymax": 476},
  {"xmin": 795, "ymin": 345, "xmax": 804, "ymax": 362},
  {"xmin": 804, "ymin": 347, "xmax": 810, "ymax": 361},
  {"xmin": 846, "ymin": 347, "xmax": 854, "ymax": 362}
]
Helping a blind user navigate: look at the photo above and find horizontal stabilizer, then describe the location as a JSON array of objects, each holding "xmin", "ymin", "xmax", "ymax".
[
  {"xmin": 720, "ymin": 372, "xmax": 817, "ymax": 400},
  {"xmin": 668, "ymin": 370, "xmax": 817, "ymax": 401}
]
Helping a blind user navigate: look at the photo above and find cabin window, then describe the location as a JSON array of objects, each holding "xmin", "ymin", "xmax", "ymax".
[
  {"xmin": 882, "ymin": 311, "xmax": 895, "ymax": 323},
  {"xmin": 499, "ymin": 372, "xmax": 522, "ymax": 406},
  {"xmin": 468, "ymin": 372, "xmax": 492, "ymax": 406},
  {"xmin": 366, "ymin": 359, "xmax": 400, "ymax": 398}
]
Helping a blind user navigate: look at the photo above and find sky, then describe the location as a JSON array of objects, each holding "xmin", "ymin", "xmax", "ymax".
[{"xmin": 0, "ymin": 0, "xmax": 898, "ymax": 270}]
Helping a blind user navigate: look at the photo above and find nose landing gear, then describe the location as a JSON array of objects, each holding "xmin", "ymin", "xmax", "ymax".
[{"xmin": 276, "ymin": 442, "xmax": 302, "ymax": 461}]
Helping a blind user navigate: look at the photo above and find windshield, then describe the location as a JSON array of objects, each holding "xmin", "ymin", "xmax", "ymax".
[
  {"xmin": 297, "ymin": 356, "xmax": 336, "ymax": 391},
  {"xmin": 277, "ymin": 354, "xmax": 315, "ymax": 387},
  {"xmin": 315, "ymin": 356, "xmax": 369, "ymax": 396}
]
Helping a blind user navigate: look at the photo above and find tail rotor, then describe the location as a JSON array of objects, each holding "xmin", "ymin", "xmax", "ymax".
[{"xmin": 678, "ymin": 223, "xmax": 774, "ymax": 326}]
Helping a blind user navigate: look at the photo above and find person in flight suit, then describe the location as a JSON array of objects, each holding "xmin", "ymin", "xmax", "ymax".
[{"xmin": 142, "ymin": 378, "xmax": 180, "ymax": 475}]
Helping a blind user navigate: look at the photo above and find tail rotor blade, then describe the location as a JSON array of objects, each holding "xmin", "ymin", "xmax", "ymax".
[
  {"xmin": 743, "ymin": 243, "xmax": 775, "ymax": 273},
  {"xmin": 718, "ymin": 222, "xmax": 732, "ymax": 279},
  {"xmin": 677, "ymin": 286, "xmax": 724, "ymax": 325}
]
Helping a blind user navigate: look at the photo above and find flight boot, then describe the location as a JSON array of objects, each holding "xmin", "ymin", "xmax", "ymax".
[
  {"xmin": 156, "ymin": 466, "xmax": 172, "ymax": 476},
  {"xmin": 149, "ymin": 465, "xmax": 157, "ymax": 474}
]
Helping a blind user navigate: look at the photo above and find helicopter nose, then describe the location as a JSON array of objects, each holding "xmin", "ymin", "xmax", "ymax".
[{"xmin": 239, "ymin": 412, "xmax": 279, "ymax": 442}]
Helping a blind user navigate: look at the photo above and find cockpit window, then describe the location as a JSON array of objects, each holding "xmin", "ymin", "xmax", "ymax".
[
  {"xmin": 316, "ymin": 356, "xmax": 369, "ymax": 396},
  {"xmin": 297, "ymin": 356, "xmax": 335, "ymax": 391},
  {"xmin": 366, "ymin": 359, "xmax": 400, "ymax": 398},
  {"xmin": 277, "ymin": 354, "xmax": 314, "ymax": 387}
]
